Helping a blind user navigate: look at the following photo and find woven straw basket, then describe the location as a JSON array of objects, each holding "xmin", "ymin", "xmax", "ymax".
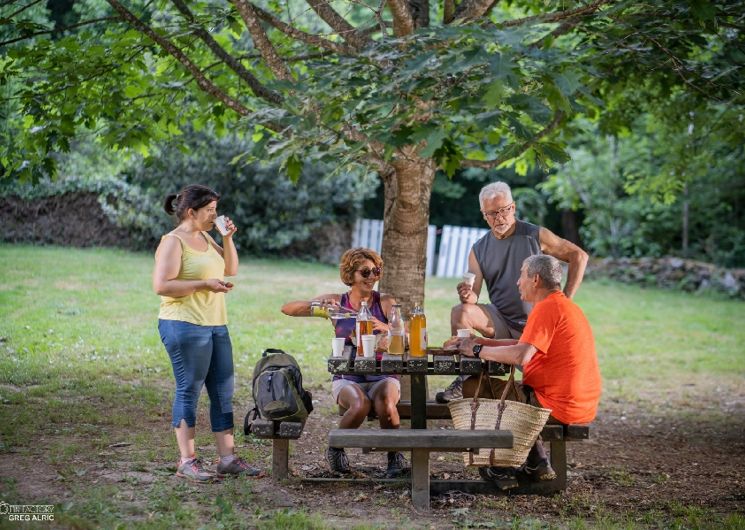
[{"xmin": 448, "ymin": 366, "xmax": 552, "ymax": 467}]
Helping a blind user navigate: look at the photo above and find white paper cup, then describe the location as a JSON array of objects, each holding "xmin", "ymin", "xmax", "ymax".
[
  {"xmin": 361, "ymin": 334, "xmax": 376, "ymax": 358},
  {"xmin": 462, "ymin": 271, "xmax": 476, "ymax": 287},
  {"xmin": 457, "ymin": 328, "xmax": 471, "ymax": 338},
  {"xmin": 214, "ymin": 215, "xmax": 229, "ymax": 236},
  {"xmin": 331, "ymin": 337, "xmax": 345, "ymax": 357}
]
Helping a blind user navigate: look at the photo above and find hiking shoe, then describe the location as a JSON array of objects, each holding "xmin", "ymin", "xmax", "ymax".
[
  {"xmin": 478, "ymin": 466, "xmax": 519, "ymax": 491},
  {"xmin": 385, "ymin": 451, "xmax": 408, "ymax": 479},
  {"xmin": 326, "ymin": 447, "xmax": 351, "ymax": 474},
  {"xmin": 216, "ymin": 457, "xmax": 261, "ymax": 478},
  {"xmin": 435, "ymin": 377, "xmax": 463, "ymax": 403},
  {"xmin": 176, "ymin": 458, "xmax": 218, "ymax": 483},
  {"xmin": 521, "ymin": 459, "xmax": 557, "ymax": 481}
]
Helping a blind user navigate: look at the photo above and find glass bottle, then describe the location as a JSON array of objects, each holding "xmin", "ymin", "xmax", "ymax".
[
  {"xmin": 387, "ymin": 304, "xmax": 405, "ymax": 355},
  {"xmin": 309, "ymin": 300, "xmax": 328, "ymax": 319},
  {"xmin": 355, "ymin": 300, "xmax": 374, "ymax": 356},
  {"xmin": 409, "ymin": 303, "xmax": 427, "ymax": 357},
  {"xmin": 310, "ymin": 301, "xmax": 357, "ymax": 320}
]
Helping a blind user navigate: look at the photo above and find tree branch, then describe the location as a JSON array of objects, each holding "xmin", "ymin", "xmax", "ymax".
[
  {"xmin": 443, "ymin": 0, "xmax": 456, "ymax": 24},
  {"xmin": 461, "ymin": 110, "xmax": 564, "ymax": 169},
  {"xmin": 7, "ymin": 0, "xmax": 44, "ymax": 19},
  {"xmin": 306, "ymin": 0, "xmax": 369, "ymax": 49},
  {"xmin": 106, "ymin": 0, "xmax": 251, "ymax": 118},
  {"xmin": 169, "ymin": 0, "xmax": 281, "ymax": 104},
  {"xmin": 387, "ymin": 0, "xmax": 415, "ymax": 36},
  {"xmin": 0, "ymin": 16, "xmax": 118, "ymax": 47},
  {"xmin": 500, "ymin": 0, "xmax": 611, "ymax": 28},
  {"xmin": 231, "ymin": 0, "xmax": 293, "ymax": 82},
  {"xmin": 252, "ymin": 3, "xmax": 356, "ymax": 56},
  {"xmin": 453, "ymin": 0, "xmax": 497, "ymax": 22},
  {"xmin": 642, "ymin": 34, "xmax": 719, "ymax": 101}
]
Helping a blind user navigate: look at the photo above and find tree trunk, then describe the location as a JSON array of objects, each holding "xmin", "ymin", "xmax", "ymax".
[
  {"xmin": 681, "ymin": 183, "xmax": 689, "ymax": 257},
  {"xmin": 560, "ymin": 209, "xmax": 582, "ymax": 247},
  {"xmin": 378, "ymin": 152, "xmax": 436, "ymax": 315}
]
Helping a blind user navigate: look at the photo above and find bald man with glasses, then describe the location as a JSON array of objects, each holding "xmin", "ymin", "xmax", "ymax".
[{"xmin": 436, "ymin": 181, "xmax": 589, "ymax": 404}]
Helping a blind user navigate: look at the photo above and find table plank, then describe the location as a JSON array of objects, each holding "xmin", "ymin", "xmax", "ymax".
[{"xmin": 380, "ymin": 353, "xmax": 404, "ymax": 373}]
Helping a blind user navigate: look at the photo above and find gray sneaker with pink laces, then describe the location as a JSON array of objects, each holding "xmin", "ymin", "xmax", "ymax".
[
  {"xmin": 176, "ymin": 458, "xmax": 219, "ymax": 483},
  {"xmin": 216, "ymin": 457, "xmax": 261, "ymax": 477}
]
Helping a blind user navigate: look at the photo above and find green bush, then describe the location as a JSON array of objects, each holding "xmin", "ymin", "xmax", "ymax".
[{"xmin": 123, "ymin": 129, "xmax": 377, "ymax": 255}]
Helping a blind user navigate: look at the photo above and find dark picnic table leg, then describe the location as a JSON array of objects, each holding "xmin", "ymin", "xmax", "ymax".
[
  {"xmin": 409, "ymin": 372, "xmax": 429, "ymax": 508},
  {"xmin": 410, "ymin": 373, "xmax": 427, "ymax": 430}
]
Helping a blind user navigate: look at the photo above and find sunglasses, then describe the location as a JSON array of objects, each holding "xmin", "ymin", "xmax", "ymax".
[{"xmin": 357, "ymin": 267, "xmax": 382, "ymax": 278}]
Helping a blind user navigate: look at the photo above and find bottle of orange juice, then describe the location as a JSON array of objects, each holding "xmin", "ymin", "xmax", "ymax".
[
  {"xmin": 409, "ymin": 304, "xmax": 427, "ymax": 357},
  {"xmin": 387, "ymin": 304, "xmax": 405, "ymax": 355}
]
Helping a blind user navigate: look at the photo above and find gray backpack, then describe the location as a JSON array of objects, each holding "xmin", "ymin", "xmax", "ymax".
[{"xmin": 244, "ymin": 349, "xmax": 313, "ymax": 434}]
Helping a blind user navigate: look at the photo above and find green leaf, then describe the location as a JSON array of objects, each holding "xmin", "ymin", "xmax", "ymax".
[
  {"xmin": 419, "ymin": 129, "xmax": 447, "ymax": 158},
  {"xmin": 286, "ymin": 154, "xmax": 302, "ymax": 183},
  {"xmin": 482, "ymin": 80, "xmax": 505, "ymax": 108}
]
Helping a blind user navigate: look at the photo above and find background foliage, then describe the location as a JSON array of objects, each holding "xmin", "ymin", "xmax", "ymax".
[{"xmin": 1, "ymin": 1, "xmax": 744, "ymax": 268}]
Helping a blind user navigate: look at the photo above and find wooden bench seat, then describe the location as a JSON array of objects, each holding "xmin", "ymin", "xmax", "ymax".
[
  {"xmin": 329, "ymin": 428, "xmax": 513, "ymax": 508},
  {"xmin": 329, "ymin": 421, "xmax": 591, "ymax": 497}
]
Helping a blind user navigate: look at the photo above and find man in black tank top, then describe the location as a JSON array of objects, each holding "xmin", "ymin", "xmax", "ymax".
[{"xmin": 436, "ymin": 181, "xmax": 589, "ymax": 403}]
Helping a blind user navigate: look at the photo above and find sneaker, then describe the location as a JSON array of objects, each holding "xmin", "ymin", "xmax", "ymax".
[
  {"xmin": 216, "ymin": 456, "xmax": 261, "ymax": 477},
  {"xmin": 385, "ymin": 451, "xmax": 408, "ymax": 479},
  {"xmin": 521, "ymin": 459, "xmax": 557, "ymax": 481},
  {"xmin": 176, "ymin": 457, "xmax": 219, "ymax": 483},
  {"xmin": 435, "ymin": 376, "xmax": 463, "ymax": 403},
  {"xmin": 478, "ymin": 466, "xmax": 519, "ymax": 491},
  {"xmin": 326, "ymin": 447, "xmax": 351, "ymax": 474}
]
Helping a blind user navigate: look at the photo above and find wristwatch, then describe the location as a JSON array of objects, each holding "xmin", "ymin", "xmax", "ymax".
[{"xmin": 472, "ymin": 343, "xmax": 482, "ymax": 359}]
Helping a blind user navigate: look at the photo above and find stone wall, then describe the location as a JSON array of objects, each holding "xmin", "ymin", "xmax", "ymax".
[{"xmin": 586, "ymin": 256, "xmax": 745, "ymax": 300}]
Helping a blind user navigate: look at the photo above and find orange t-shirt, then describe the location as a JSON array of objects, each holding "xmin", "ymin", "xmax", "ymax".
[{"xmin": 520, "ymin": 291, "xmax": 601, "ymax": 424}]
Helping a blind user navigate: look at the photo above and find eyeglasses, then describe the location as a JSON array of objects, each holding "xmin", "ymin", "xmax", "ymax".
[
  {"xmin": 482, "ymin": 203, "xmax": 514, "ymax": 220},
  {"xmin": 357, "ymin": 267, "xmax": 382, "ymax": 278}
]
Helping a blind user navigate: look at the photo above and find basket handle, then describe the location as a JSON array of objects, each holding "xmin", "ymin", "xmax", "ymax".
[
  {"xmin": 487, "ymin": 365, "xmax": 516, "ymax": 466},
  {"xmin": 494, "ymin": 365, "xmax": 517, "ymax": 430}
]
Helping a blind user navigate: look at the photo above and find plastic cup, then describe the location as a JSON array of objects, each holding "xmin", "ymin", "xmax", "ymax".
[
  {"xmin": 331, "ymin": 337, "xmax": 346, "ymax": 357},
  {"xmin": 361, "ymin": 334, "xmax": 376, "ymax": 358},
  {"xmin": 462, "ymin": 271, "xmax": 476, "ymax": 287},
  {"xmin": 214, "ymin": 215, "xmax": 229, "ymax": 236},
  {"xmin": 457, "ymin": 328, "xmax": 471, "ymax": 338}
]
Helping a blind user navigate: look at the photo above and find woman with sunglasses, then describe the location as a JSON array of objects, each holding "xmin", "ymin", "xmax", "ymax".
[{"xmin": 281, "ymin": 247, "xmax": 407, "ymax": 479}]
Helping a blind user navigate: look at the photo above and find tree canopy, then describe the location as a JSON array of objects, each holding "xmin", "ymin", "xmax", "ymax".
[{"xmin": 2, "ymin": 0, "xmax": 743, "ymax": 306}]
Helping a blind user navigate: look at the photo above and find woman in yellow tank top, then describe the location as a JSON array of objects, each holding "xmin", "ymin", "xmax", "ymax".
[{"xmin": 153, "ymin": 184, "xmax": 259, "ymax": 482}]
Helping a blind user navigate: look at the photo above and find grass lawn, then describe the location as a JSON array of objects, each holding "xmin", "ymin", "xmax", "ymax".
[{"xmin": 1, "ymin": 244, "xmax": 744, "ymax": 529}]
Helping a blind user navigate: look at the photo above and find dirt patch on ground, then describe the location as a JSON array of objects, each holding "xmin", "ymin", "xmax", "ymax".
[{"xmin": 3, "ymin": 380, "xmax": 744, "ymax": 528}]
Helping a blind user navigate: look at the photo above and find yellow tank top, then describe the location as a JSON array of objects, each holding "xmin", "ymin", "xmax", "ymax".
[{"xmin": 158, "ymin": 232, "xmax": 228, "ymax": 326}]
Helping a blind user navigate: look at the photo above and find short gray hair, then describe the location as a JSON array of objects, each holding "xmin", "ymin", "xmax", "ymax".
[
  {"xmin": 479, "ymin": 181, "xmax": 513, "ymax": 210},
  {"xmin": 524, "ymin": 254, "xmax": 562, "ymax": 290}
]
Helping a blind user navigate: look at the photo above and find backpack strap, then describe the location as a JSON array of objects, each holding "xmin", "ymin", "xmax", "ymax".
[{"xmin": 262, "ymin": 348, "xmax": 286, "ymax": 357}]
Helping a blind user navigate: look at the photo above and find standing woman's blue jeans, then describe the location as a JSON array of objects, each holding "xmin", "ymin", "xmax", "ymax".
[{"xmin": 158, "ymin": 319, "xmax": 235, "ymax": 432}]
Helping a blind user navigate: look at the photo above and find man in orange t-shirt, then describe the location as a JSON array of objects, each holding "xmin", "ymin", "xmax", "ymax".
[{"xmin": 445, "ymin": 254, "xmax": 601, "ymax": 485}]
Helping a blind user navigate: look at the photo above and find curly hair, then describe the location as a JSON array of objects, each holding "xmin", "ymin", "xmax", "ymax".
[{"xmin": 339, "ymin": 248, "xmax": 384, "ymax": 286}]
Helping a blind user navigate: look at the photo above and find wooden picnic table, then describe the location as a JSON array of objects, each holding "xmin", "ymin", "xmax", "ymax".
[{"xmin": 326, "ymin": 346, "xmax": 514, "ymax": 509}]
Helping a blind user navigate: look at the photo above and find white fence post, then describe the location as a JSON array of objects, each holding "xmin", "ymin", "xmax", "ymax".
[
  {"xmin": 353, "ymin": 219, "xmax": 437, "ymax": 277},
  {"xmin": 353, "ymin": 219, "xmax": 484, "ymax": 279}
]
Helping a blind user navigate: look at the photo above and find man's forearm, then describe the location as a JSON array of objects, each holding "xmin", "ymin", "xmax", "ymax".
[
  {"xmin": 563, "ymin": 249, "xmax": 588, "ymax": 298},
  {"xmin": 478, "ymin": 341, "xmax": 534, "ymax": 366}
]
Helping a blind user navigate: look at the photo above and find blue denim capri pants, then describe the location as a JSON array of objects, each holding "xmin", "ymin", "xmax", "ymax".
[{"xmin": 158, "ymin": 319, "xmax": 235, "ymax": 432}]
